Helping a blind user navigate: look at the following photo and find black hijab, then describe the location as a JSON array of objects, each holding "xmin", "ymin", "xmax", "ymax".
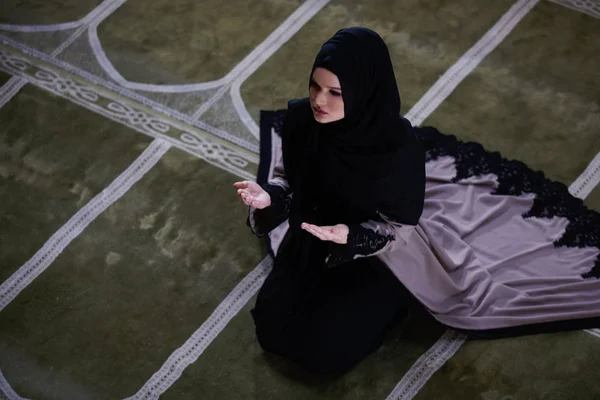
[{"xmin": 282, "ymin": 27, "xmax": 425, "ymax": 231}]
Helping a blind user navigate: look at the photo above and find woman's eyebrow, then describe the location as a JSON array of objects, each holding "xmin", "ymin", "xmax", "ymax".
[{"xmin": 311, "ymin": 77, "xmax": 341, "ymax": 91}]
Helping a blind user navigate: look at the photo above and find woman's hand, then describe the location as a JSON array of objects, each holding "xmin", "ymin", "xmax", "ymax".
[
  {"xmin": 301, "ymin": 223, "xmax": 349, "ymax": 244},
  {"xmin": 234, "ymin": 181, "xmax": 272, "ymax": 209}
]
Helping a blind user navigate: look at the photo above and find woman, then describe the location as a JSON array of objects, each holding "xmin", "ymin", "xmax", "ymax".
[{"xmin": 234, "ymin": 27, "xmax": 600, "ymax": 374}]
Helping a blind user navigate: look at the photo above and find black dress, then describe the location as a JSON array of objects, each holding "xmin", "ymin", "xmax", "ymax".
[{"xmin": 247, "ymin": 108, "xmax": 600, "ymax": 373}]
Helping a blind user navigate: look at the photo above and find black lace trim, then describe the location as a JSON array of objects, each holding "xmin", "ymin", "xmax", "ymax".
[
  {"xmin": 326, "ymin": 224, "xmax": 395, "ymax": 267},
  {"xmin": 263, "ymin": 183, "xmax": 293, "ymax": 215},
  {"xmin": 247, "ymin": 183, "xmax": 292, "ymax": 237},
  {"xmin": 414, "ymin": 126, "xmax": 600, "ymax": 279},
  {"xmin": 269, "ymin": 112, "xmax": 600, "ymax": 279},
  {"xmin": 272, "ymin": 109, "xmax": 287, "ymax": 136}
]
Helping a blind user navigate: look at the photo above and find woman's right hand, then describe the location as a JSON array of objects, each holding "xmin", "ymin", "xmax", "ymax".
[{"xmin": 234, "ymin": 181, "xmax": 271, "ymax": 209}]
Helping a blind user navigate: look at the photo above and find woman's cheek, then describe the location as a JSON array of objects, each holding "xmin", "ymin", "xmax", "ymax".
[{"xmin": 335, "ymin": 99, "xmax": 345, "ymax": 118}]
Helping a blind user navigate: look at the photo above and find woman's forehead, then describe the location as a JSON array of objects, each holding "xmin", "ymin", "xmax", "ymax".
[{"xmin": 312, "ymin": 67, "xmax": 341, "ymax": 89}]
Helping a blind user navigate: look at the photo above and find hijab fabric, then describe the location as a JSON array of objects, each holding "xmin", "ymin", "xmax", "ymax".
[{"xmin": 282, "ymin": 27, "xmax": 425, "ymax": 234}]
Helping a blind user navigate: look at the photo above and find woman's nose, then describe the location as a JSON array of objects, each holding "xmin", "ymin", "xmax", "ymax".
[{"xmin": 315, "ymin": 90, "xmax": 326, "ymax": 106}]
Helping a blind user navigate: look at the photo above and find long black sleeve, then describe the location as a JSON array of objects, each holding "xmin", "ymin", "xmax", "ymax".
[{"xmin": 247, "ymin": 183, "xmax": 292, "ymax": 237}]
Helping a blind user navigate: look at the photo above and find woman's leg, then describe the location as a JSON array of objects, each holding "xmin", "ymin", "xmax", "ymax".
[{"xmin": 252, "ymin": 254, "xmax": 408, "ymax": 374}]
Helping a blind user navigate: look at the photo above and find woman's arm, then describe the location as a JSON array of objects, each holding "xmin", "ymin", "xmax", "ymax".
[
  {"xmin": 247, "ymin": 144, "xmax": 293, "ymax": 237},
  {"xmin": 325, "ymin": 214, "xmax": 416, "ymax": 267}
]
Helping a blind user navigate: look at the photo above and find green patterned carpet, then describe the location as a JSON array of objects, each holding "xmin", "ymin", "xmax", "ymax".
[{"xmin": 0, "ymin": 1, "xmax": 599, "ymax": 399}]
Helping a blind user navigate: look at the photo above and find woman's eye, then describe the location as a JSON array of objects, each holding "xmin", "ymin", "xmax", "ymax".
[{"xmin": 330, "ymin": 90, "xmax": 341, "ymax": 97}]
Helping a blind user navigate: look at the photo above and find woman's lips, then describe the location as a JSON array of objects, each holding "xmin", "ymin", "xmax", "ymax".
[{"xmin": 312, "ymin": 106, "xmax": 328, "ymax": 116}]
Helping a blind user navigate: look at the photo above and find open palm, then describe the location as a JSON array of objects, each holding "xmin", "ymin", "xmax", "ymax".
[
  {"xmin": 234, "ymin": 181, "xmax": 271, "ymax": 209},
  {"xmin": 301, "ymin": 223, "xmax": 349, "ymax": 244}
]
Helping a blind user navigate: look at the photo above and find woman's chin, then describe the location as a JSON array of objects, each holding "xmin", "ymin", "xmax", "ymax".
[
  {"xmin": 313, "ymin": 113, "xmax": 328, "ymax": 123},
  {"xmin": 313, "ymin": 113, "xmax": 340, "ymax": 124}
]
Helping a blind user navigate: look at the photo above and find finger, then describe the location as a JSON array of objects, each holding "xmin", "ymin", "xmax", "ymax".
[
  {"xmin": 240, "ymin": 193, "xmax": 254, "ymax": 205},
  {"xmin": 301, "ymin": 224, "xmax": 315, "ymax": 234},
  {"xmin": 308, "ymin": 224, "xmax": 329, "ymax": 238},
  {"xmin": 233, "ymin": 181, "xmax": 250, "ymax": 189},
  {"xmin": 309, "ymin": 225, "xmax": 326, "ymax": 236},
  {"xmin": 314, "ymin": 232, "xmax": 330, "ymax": 241},
  {"xmin": 304, "ymin": 228, "xmax": 320, "ymax": 240},
  {"xmin": 305, "ymin": 225, "xmax": 325, "ymax": 238},
  {"xmin": 305, "ymin": 227, "xmax": 328, "ymax": 241},
  {"xmin": 238, "ymin": 189, "xmax": 254, "ymax": 201},
  {"xmin": 301, "ymin": 223, "xmax": 313, "ymax": 231},
  {"xmin": 319, "ymin": 232, "xmax": 334, "ymax": 241}
]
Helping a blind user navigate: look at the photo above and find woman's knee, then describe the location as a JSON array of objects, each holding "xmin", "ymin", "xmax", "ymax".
[
  {"xmin": 252, "ymin": 305, "xmax": 301, "ymax": 360},
  {"xmin": 265, "ymin": 317, "xmax": 382, "ymax": 374},
  {"xmin": 255, "ymin": 328, "xmax": 279, "ymax": 355},
  {"xmin": 294, "ymin": 330, "xmax": 380, "ymax": 375}
]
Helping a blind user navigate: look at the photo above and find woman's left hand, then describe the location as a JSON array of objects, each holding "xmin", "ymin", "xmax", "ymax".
[{"xmin": 301, "ymin": 223, "xmax": 349, "ymax": 244}]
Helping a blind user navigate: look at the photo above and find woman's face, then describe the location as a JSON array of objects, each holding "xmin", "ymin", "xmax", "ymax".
[{"xmin": 309, "ymin": 67, "xmax": 344, "ymax": 123}]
